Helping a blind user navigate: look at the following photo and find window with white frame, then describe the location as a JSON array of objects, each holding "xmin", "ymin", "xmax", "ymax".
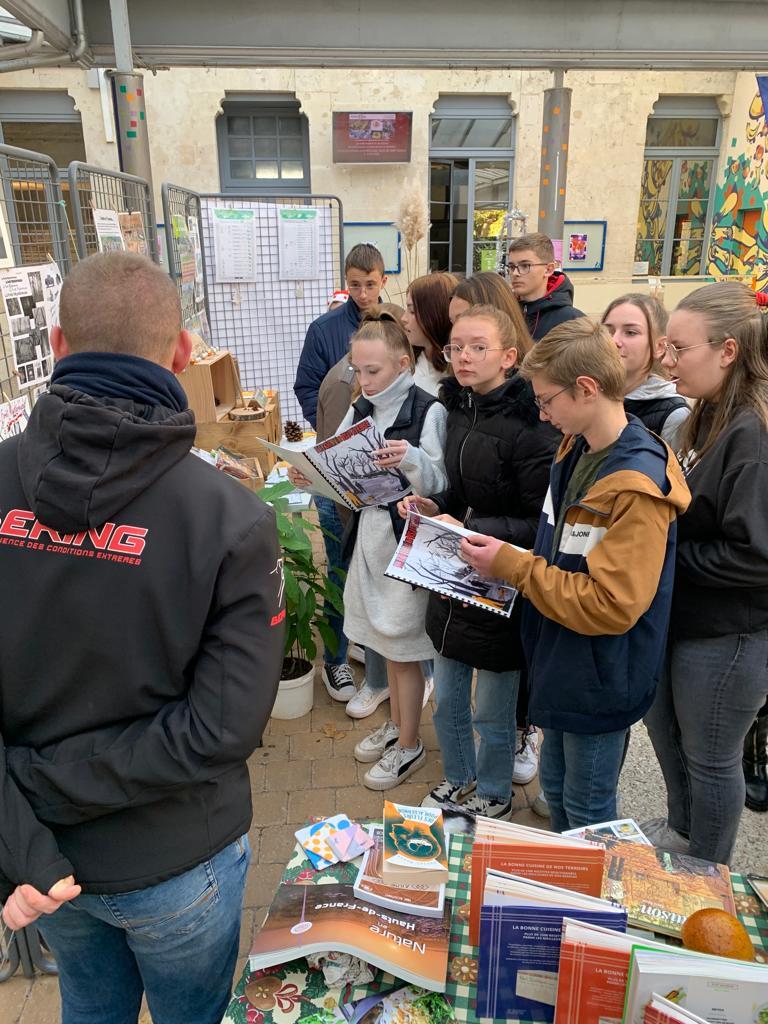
[
  {"xmin": 635, "ymin": 96, "xmax": 721, "ymax": 276},
  {"xmin": 216, "ymin": 96, "xmax": 310, "ymax": 195}
]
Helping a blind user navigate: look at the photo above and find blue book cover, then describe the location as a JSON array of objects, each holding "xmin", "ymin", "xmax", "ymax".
[{"xmin": 476, "ymin": 904, "xmax": 627, "ymax": 1022}]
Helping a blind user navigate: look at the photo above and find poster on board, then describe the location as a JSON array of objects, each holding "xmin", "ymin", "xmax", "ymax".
[
  {"xmin": 277, "ymin": 208, "xmax": 320, "ymax": 280},
  {"xmin": 0, "ymin": 394, "xmax": 30, "ymax": 441},
  {"xmin": 93, "ymin": 209, "xmax": 126, "ymax": 253},
  {"xmin": 212, "ymin": 208, "xmax": 259, "ymax": 283},
  {"xmin": 118, "ymin": 211, "xmax": 148, "ymax": 256},
  {"xmin": 568, "ymin": 233, "xmax": 588, "ymax": 262},
  {"xmin": 0, "ymin": 261, "xmax": 61, "ymax": 390},
  {"xmin": 187, "ymin": 216, "xmax": 205, "ymax": 302},
  {"xmin": 333, "ymin": 112, "xmax": 412, "ymax": 163}
]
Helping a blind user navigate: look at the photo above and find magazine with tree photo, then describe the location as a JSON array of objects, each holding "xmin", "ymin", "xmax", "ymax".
[
  {"xmin": 263, "ymin": 417, "xmax": 412, "ymax": 510},
  {"xmin": 384, "ymin": 512, "xmax": 518, "ymax": 618}
]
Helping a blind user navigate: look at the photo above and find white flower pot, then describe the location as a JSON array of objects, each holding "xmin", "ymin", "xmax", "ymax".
[{"xmin": 271, "ymin": 661, "xmax": 315, "ymax": 719}]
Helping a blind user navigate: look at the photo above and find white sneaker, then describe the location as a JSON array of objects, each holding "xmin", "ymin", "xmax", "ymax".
[
  {"xmin": 422, "ymin": 778, "xmax": 477, "ymax": 808},
  {"xmin": 354, "ymin": 720, "xmax": 400, "ymax": 763},
  {"xmin": 532, "ymin": 792, "xmax": 550, "ymax": 818},
  {"xmin": 322, "ymin": 663, "xmax": 356, "ymax": 701},
  {"xmin": 512, "ymin": 727, "xmax": 539, "ymax": 785},
  {"xmin": 346, "ymin": 682, "xmax": 390, "ymax": 719},
  {"xmin": 422, "ymin": 674, "xmax": 434, "ymax": 708},
  {"xmin": 463, "ymin": 793, "xmax": 513, "ymax": 820},
  {"xmin": 348, "ymin": 643, "xmax": 365, "ymax": 664},
  {"xmin": 363, "ymin": 742, "xmax": 426, "ymax": 791}
]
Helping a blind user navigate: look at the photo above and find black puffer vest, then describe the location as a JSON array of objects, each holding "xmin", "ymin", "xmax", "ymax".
[
  {"xmin": 341, "ymin": 383, "xmax": 436, "ymax": 559},
  {"xmin": 624, "ymin": 395, "xmax": 688, "ymax": 437}
]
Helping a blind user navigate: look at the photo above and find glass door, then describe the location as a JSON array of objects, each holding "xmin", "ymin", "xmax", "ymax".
[{"xmin": 470, "ymin": 160, "xmax": 512, "ymax": 273}]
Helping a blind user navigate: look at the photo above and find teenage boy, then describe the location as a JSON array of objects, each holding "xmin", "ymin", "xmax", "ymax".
[
  {"xmin": 508, "ymin": 232, "xmax": 583, "ymax": 341},
  {"xmin": 461, "ymin": 318, "xmax": 690, "ymax": 832},
  {"xmin": 293, "ymin": 244, "xmax": 387, "ymax": 705}
]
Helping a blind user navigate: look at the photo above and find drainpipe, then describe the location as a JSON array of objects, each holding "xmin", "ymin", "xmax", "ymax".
[
  {"xmin": 0, "ymin": 29, "xmax": 45, "ymax": 59},
  {"xmin": 0, "ymin": 0, "xmax": 88, "ymax": 73}
]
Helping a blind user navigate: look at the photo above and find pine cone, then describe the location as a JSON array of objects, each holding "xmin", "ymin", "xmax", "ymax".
[{"xmin": 284, "ymin": 420, "xmax": 303, "ymax": 442}]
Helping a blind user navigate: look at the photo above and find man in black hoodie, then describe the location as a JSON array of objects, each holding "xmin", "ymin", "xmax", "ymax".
[
  {"xmin": 0, "ymin": 253, "xmax": 285, "ymax": 1023},
  {"xmin": 508, "ymin": 231, "xmax": 584, "ymax": 340}
]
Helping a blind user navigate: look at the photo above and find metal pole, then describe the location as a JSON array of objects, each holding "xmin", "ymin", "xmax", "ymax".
[
  {"xmin": 109, "ymin": 0, "xmax": 133, "ymax": 73},
  {"xmin": 538, "ymin": 73, "xmax": 572, "ymax": 259},
  {"xmin": 107, "ymin": 2, "xmax": 155, "ymax": 200}
]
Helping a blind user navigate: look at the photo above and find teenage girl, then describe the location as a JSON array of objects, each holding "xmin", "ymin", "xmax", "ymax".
[
  {"xmin": 400, "ymin": 304, "xmax": 559, "ymax": 818},
  {"xmin": 288, "ymin": 310, "xmax": 447, "ymax": 790},
  {"xmin": 601, "ymin": 293, "xmax": 690, "ymax": 448},
  {"xmin": 644, "ymin": 282, "xmax": 768, "ymax": 864},
  {"xmin": 401, "ymin": 272, "xmax": 458, "ymax": 396}
]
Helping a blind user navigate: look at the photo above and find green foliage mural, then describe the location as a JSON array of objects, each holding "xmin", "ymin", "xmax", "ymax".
[{"xmin": 707, "ymin": 92, "xmax": 768, "ymax": 287}]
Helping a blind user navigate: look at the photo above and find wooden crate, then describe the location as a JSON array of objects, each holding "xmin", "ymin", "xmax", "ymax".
[
  {"xmin": 195, "ymin": 395, "xmax": 282, "ymax": 474},
  {"xmin": 180, "ymin": 351, "xmax": 241, "ymax": 423}
]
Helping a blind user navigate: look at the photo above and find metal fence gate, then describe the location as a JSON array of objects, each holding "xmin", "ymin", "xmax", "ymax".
[
  {"xmin": 161, "ymin": 182, "xmax": 209, "ymax": 338},
  {"xmin": 68, "ymin": 162, "xmax": 159, "ymax": 264}
]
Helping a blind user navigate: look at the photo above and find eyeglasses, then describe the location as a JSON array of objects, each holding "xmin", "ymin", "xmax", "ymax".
[
  {"xmin": 507, "ymin": 261, "xmax": 549, "ymax": 276},
  {"xmin": 662, "ymin": 339, "xmax": 720, "ymax": 366},
  {"xmin": 347, "ymin": 282, "xmax": 380, "ymax": 292},
  {"xmin": 534, "ymin": 385, "xmax": 571, "ymax": 411},
  {"xmin": 441, "ymin": 344, "xmax": 504, "ymax": 361}
]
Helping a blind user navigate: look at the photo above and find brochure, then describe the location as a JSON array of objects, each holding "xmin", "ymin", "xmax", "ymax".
[
  {"xmin": 384, "ymin": 511, "xmax": 518, "ymax": 618},
  {"xmin": 382, "ymin": 801, "xmax": 449, "ymax": 886},
  {"xmin": 263, "ymin": 417, "xmax": 411, "ymax": 510},
  {"xmin": 564, "ymin": 818, "xmax": 652, "ymax": 845},
  {"xmin": 249, "ymin": 883, "xmax": 452, "ymax": 992},
  {"xmin": 642, "ymin": 993, "xmax": 709, "ymax": 1023}
]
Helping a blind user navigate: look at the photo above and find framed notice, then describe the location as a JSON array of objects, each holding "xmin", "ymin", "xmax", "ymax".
[
  {"xmin": 561, "ymin": 220, "xmax": 606, "ymax": 272},
  {"xmin": 333, "ymin": 112, "xmax": 412, "ymax": 164},
  {"xmin": 343, "ymin": 223, "xmax": 401, "ymax": 274}
]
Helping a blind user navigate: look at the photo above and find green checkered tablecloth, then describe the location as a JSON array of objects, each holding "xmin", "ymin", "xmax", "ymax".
[{"xmin": 224, "ymin": 833, "xmax": 768, "ymax": 1024}]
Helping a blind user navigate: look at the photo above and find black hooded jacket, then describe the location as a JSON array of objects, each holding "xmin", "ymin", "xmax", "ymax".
[
  {"xmin": 521, "ymin": 272, "xmax": 584, "ymax": 341},
  {"xmin": 425, "ymin": 374, "xmax": 560, "ymax": 671},
  {"xmin": 0, "ymin": 383, "xmax": 284, "ymax": 899}
]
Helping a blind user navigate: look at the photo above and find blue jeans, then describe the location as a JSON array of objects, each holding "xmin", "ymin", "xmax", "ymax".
[
  {"xmin": 645, "ymin": 630, "xmax": 768, "ymax": 865},
  {"xmin": 540, "ymin": 728, "xmax": 628, "ymax": 833},
  {"xmin": 36, "ymin": 836, "xmax": 250, "ymax": 1024},
  {"xmin": 365, "ymin": 647, "xmax": 434, "ymax": 692},
  {"xmin": 315, "ymin": 495, "xmax": 349, "ymax": 666},
  {"xmin": 432, "ymin": 652, "xmax": 519, "ymax": 802}
]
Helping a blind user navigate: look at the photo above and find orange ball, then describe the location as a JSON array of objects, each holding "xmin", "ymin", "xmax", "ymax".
[{"xmin": 681, "ymin": 908, "xmax": 755, "ymax": 961}]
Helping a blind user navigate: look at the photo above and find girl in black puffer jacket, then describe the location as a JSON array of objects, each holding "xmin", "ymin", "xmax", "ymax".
[{"xmin": 403, "ymin": 304, "xmax": 560, "ymax": 819}]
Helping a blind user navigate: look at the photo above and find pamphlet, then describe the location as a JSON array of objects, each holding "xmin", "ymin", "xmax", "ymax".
[
  {"xmin": 0, "ymin": 394, "xmax": 30, "ymax": 441},
  {"xmin": 263, "ymin": 417, "xmax": 411, "ymax": 510},
  {"xmin": 384, "ymin": 511, "xmax": 518, "ymax": 618},
  {"xmin": 564, "ymin": 818, "xmax": 651, "ymax": 845}
]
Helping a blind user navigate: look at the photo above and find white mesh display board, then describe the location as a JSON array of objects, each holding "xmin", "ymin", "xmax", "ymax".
[{"xmin": 200, "ymin": 196, "xmax": 342, "ymax": 423}]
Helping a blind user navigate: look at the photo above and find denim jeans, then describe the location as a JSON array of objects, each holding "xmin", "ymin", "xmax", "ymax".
[
  {"xmin": 432, "ymin": 652, "xmax": 519, "ymax": 802},
  {"xmin": 364, "ymin": 647, "xmax": 434, "ymax": 692},
  {"xmin": 645, "ymin": 630, "xmax": 768, "ymax": 865},
  {"xmin": 540, "ymin": 728, "xmax": 628, "ymax": 833},
  {"xmin": 36, "ymin": 836, "xmax": 250, "ymax": 1024},
  {"xmin": 315, "ymin": 495, "xmax": 349, "ymax": 666}
]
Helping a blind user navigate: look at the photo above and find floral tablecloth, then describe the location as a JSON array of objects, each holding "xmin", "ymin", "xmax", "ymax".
[{"xmin": 223, "ymin": 833, "xmax": 768, "ymax": 1024}]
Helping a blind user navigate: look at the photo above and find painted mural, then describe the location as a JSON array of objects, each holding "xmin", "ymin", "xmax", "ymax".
[{"xmin": 707, "ymin": 90, "xmax": 768, "ymax": 287}]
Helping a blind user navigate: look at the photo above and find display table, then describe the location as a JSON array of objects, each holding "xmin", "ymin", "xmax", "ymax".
[{"xmin": 223, "ymin": 833, "xmax": 768, "ymax": 1024}]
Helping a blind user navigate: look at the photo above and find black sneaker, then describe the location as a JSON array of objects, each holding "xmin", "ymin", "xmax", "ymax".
[
  {"xmin": 322, "ymin": 663, "xmax": 356, "ymax": 701},
  {"xmin": 421, "ymin": 778, "xmax": 477, "ymax": 808},
  {"xmin": 463, "ymin": 793, "xmax": 514, "ymax": 820}
]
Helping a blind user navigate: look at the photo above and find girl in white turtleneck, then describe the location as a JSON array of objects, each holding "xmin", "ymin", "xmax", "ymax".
[{"xmin": 289, "ymin": 310, "xmax": 447, "ymax": 790}]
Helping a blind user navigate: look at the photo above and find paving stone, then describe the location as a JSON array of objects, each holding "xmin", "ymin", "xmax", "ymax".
[
  {"xmin": 15, "ymin": 975, "xmax": 61, "ymax": 1024},
  {"xmin": 310, "ymin": 704, "xmax": 353, "ymax": 733},
  {"xmin": 238, "ymin": 908, "xmax": 254, "ymax": 955},
  {"xmin": 0, "ymin": 976, "xmax": 31, "ymax": 1023},
  {"xmin": 264, "ymin": 759, "xmax": 311, "ymax": 793},
  {"xmin": 251, "ymin": 734, "xmax": 290, "ymax": 762},
  {"xmin": 250, "ymin": 789, "xmax": 288, "ymax": 826},
  {"xmin": 288, "ymin": 787, "xmax": 336, "ymax": 823},
  {"xmin": 265, "ymin": 712, "xmax": 312, "ymax": 735},
  {"xmin": 257, "ymin": 826, "xmax": 299, "ymax": 865},
  {"xmin": 248, "ymin": 761, "xmax": 266, "ymax": 794},
  {"xmin": 311, "ymin": 756, "xmax": 352, "ymax": 789},
  {"xmin": 289, "ymin": 733, "xmax": 332, "ymax": 760},
  {"xmin": 244, "ymin": 861, "xmax": 283, "ymax": 910}
]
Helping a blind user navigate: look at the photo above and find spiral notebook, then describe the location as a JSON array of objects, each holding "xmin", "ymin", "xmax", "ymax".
[
  {"xmin": 384, "ymin": 511, "xmax": 519, "ymax": 618},
  {"xmin": 263, "ymin": 416, "xmax": 411, "ymax": 510}
]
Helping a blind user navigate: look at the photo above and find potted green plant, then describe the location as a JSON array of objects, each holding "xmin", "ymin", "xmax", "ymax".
[{"xmin": 261, "ymin": 481, "xmax": 344, "ymax": 717}]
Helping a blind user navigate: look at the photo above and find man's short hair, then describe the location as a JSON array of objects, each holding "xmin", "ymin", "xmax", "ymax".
[
  {"xmin": 508, "ymin": 232, "xmax": 555, "ymax": 263},
  {"xmin": 344, "ymin": 243, "xmax": 385, "ymax": 276},
  {"xmin": 59, "ymin": 253, "xmax": 182, "ymax": 363},
  {"xmin": 520, "ymin": 317, "xmax": 626, "ymax": 400}
]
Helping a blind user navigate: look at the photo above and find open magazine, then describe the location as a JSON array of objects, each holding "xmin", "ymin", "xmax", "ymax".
[
  {"xmin": 384, "ymin": 511, "xmax": 518, "ymax": 618},
  {"xmin": 263, "ymin": 417, "xmax": 411, "ymax": 510}
]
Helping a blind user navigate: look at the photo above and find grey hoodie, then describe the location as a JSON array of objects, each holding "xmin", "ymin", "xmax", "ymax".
[{"xmin": 624, "ymin": 375, "xmax": 691, "ymax": 449}]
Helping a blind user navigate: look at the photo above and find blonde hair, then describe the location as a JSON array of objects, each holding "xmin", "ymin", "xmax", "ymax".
[
  {"xmin": 349, "ymin": 309, "xmax": 415, "ymax": 398},
  {"xmin": 601, "ymin": 292, "xmax": 669, "ymax": 378},
  {"xmin": 59, "ymin": 252, "xmax": 181, "ymax": 362},
  {"xmin": 452, "ymin": 303, "xmax": 528, "ymax": 363},
  {"xmin": 675, "ymin": 282, "xmax": 768, "ymax": 463},
  {"xmin": 520, "ymin": 317, "xmax": 626, "ymax": 401}
]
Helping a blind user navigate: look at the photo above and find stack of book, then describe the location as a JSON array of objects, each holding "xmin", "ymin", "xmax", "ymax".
[
  {"xmin": 354, "ymin": 825, "xmax": 447, "ymax": 919},
  {"xmin": 642, "ymin": 994, "xmax": 708, "ymax": 1023},
  {"xmin": 380, "ymin": 800, "xmax": 450, "ymax": 887}
]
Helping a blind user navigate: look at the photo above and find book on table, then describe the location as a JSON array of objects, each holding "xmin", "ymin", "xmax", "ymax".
[
  {"xmin": 623, "ymin": 945, "xmax": 768, "ymax": 1024},
  {"xmin": 587, "ymin": 833, "xmax": 736, "ymax": 939},
  {"xmin": 248, "ymin": 882, "xmax": 452, "ymax": 993},
  {"xmin": 468, "ymin": 816, "xmax": 606, "ymax": 945},
  {"xmin": 554, "ymin": 917, "xmax": 672, "ymax": 1024},
  {"xmin": 563, "ymin": 818, "xmax": 652, "ymax": 845},
  {"xmin": 355, "ymin": 825, "xmax": 447, "ymax": 918},
  {"xmin": 382, "ymin": 801, "xmax": 449, "ymax": 886},
  {"xmin": 642, "ymin": 993, "xmax": 709, "ymax": 1024},
  {"xmin": 476, "ymin": 869, "xmax": 627, "ymax": 1023},
  {"xmin": 384, "ymin": 510, "xmax": 518, "ymax": 618}
]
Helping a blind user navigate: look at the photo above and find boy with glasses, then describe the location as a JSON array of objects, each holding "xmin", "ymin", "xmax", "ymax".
[
  {"xmin": 508, "ymin": 232, "xmax": 583, "ymax": 341},
  {"xmin": 461, "ymin": 318, "xmax": 690, "ymax": 832}
]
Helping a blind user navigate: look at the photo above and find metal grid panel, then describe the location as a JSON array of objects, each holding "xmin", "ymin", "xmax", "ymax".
[
  {"xmin": 199, "ymin": 193, "xmax": 343, "ymax": 423},
  {"xmin": 161, "ymin": 182, "xmax": 209, "ymax": 335},
  {"xmin": 68, "ymin": 162, "xmax": 159, "ymax": 263},
  {"xmin": 0, "ymin": 144, "xmax": 73, "ymax": 402}
]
